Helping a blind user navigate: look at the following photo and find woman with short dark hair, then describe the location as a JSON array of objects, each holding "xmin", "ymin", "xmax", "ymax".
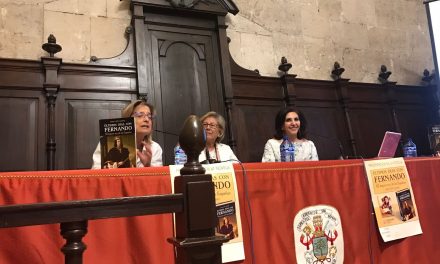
[{"xmin": 262, "ymin": 107, "xmax": 318, "ymax": 162}]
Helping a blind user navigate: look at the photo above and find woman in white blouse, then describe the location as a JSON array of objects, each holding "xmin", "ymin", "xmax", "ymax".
[
  {"xmin": 262, "ymin": 107, "xmax": 318, "ymax": 162},
  {"xmin": 92, "ymin": 100, "xmax": 163, "ymax": 168},
  {"xmin": 199, "ymin": 112, "xmax": 238, "ymax": 163}
]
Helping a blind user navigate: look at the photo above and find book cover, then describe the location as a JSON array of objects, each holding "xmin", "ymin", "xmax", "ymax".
[
  {"xmin": 396, "ymin": 188, "xmax": 416, "ymax": 221},
  {"xmin": 217, "ymin": 202, "xmax": 238, "ymax": 239},
  {"xmin": 169, "ymin": 163, "xmax": 245, "ymax": 263},
  {"xmin": 99, "ymin": 117, "xmax": 137, "ymax": 168},
  {"xmin": 377, "ymin": 193, "xmax": 395, "ymax": 217},
  {"xmin": 428, "ymin": 125, "xmax": 440, "ymax": 154},
  {"xmin": 364, "ymin": 158, "xmax": 422, "ymax": 242},
  {"xmin": 377, "ymin": 131, "xmax": 401, "ymax": 158}
]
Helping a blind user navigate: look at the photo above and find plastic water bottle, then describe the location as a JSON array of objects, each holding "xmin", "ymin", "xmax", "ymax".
[
  {"xmin": 403, "ymin": 138, "xmax": 417, "ymax": 157},
  {"xmin": 174, "ymin": 144, "xmax": 187, "ymax": 165},
  {"xmin": 280, "ymin": 136, "xmax": 295, "ymax": 162}
]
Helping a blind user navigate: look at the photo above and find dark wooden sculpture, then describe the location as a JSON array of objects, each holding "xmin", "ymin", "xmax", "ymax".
[
  {"xmin": 42, "ymin": 34, "xmax": 62, "ymax": 57},
  {"xmin": 169, "ymin": 115, "xmax": 228, "ymax": 263},
  {"xmin": 278, "ymin": 56, "xmax": 292, "ymax": 74},
  {"xmin": 331, "ymin": 61, "xmax": 345, "ymax": 81},
  {"xmin": 278, "ymin": 56, "xmax": 297, "ymax": 107},
  {"xmin": 178, "ymin": 115, "xmax": 206, "ymax": 175},
  {"xmin": 378, "ymin": 65, "xmax": 392, "ymax": 84},
  {"xmin": 422, "ymin": 69, "xmax": 435, "ymax": 86}
]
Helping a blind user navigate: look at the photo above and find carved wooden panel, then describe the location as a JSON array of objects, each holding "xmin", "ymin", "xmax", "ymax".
[
  {"xmin": 230, "ymin": 74, "xmax": 284, "ymax": 162},
  {"xmin": 396, "ymin": 105, "xmax": 433, "ymax": 155},
  {"xmin": 0, "ymin": 92, "xmax": 45, "ymax": 171},
  {"xmin": 293, "ymin": 80, "xmax": 349, "ymax": 159},
  {"xmin": 141, "ymin": 17, "xmax": 225, "ymax": 165},
  {"xmin": 299, "ymin": 104, "xmax": 349, "ymax": 160},
  {"xmin": 232, "ymin": 99, "xmax": 282, "ymax": 162},
  {"xmin": 349, "ymin": 104, "xmax": 395, "ymax": 158}
]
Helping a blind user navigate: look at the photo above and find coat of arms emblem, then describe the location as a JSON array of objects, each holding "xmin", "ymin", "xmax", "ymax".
[{"xmin": 293, "ymin": 205, "xmax": 344, "ymax": 264}]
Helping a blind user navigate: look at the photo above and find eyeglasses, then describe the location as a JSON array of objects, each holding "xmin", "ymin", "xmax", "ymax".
[
  {"xmin": 132, "ymin": 112, "xmax": 155, "ymax": 120},
  {"xmin": 203, "ymin": 123, "xmax": 218, "ymax": 129}
]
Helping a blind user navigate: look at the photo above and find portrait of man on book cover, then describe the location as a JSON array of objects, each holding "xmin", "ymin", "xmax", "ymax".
[{"xmin": 103, "ymin": 136, "xmax": 135, "ymax": 168}]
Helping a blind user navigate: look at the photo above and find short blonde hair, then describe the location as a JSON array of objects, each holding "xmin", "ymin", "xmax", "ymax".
[{"xmin": 200, "ymin": 111, "xmax": 226, "ymax": 142}]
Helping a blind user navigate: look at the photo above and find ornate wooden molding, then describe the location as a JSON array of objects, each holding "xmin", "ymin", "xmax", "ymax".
[{"xmin": 41, "ymin": 56, "xmax": 61, "ymax": 170}]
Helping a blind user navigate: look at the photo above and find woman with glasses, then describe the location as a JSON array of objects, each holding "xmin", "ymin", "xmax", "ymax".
[
  {"xmin": 92, "ymin": 100, "xmax": 163, "ymax": 168},
  {"xmin": 199, "ymin": 112, "xmax": 238, "ymax": 163},
  {"xmin": 262, "ymin": 107, "xmax": 318, "ymax": 162}
]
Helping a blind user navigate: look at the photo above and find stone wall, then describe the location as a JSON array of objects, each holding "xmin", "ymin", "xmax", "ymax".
[
  {"xmin": 0, "ymin": 0, "xmax": 434, "ymax": 85},
  {"xmin": 0, "ymin": 0, "xmax": 131, "ymax": 62}
]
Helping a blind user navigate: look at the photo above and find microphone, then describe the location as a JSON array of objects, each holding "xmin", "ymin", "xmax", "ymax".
[
  {"xmin": 338, "ymin": 141, "xmax": 344, "ymax": 160},
  {"xmin": 154, "ymin": 129, "xmax": 179, "ymax": 136}
]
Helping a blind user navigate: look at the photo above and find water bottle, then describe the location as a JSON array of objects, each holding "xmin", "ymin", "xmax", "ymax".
[
  {"xmin": 403, "ymin": 138, "xmax": 417, "ymax": 157},
  {"xmin": 280, "ymin": 136, "xmax": 295, "ymax": 162},
  {"xmin": 174, "ymin": 144, "xmax": 187, "ymax": 165}
]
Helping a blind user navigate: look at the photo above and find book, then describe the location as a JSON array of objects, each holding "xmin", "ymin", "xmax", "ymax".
[
  {"xmin": 396, "ymin": 188, "xmax": 416, "ymax": 221},
  {"xmin": 169, "ymin": 163, "xmax": 245, "ymax": 263},
  {"xmin": 99, "ymin": 117, "xmax": 137, "ymax": 168},
  {"xmin": 428, "ymin": 125, "xmax": 440, "ymax": 154},
  {"xmin": 377, "ymin": 131, "xmax": 401, "ymax": 158},
  {"xmin": 217, "ymin": 202, "xmax": 238, "ymax": 239},
  {"xmin": 377, "ymin": 194, "xmax": 394, "ymax": 216}
]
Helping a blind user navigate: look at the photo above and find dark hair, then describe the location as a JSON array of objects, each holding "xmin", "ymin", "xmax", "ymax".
[{"xmin": 274, "ymin": 107, "xmax": 308, "ymax": 140}]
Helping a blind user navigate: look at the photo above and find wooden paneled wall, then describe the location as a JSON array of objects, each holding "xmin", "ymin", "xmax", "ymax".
[
  {"xmin": 0, "ymin": 56, "xmax": 437, "ymax": 171},
  {"xmin": 0, "ymin": 0, "xmax": 438, "ymax": 170},
  {"xmin": 0, "ymin": 58, "xmax": 137, "ymax": 171},
  {"xmin": 229, "ymin": 63, "xmax": 438, "ymax": 162}
]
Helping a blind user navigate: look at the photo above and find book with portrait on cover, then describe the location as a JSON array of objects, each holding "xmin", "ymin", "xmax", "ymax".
[
  {"xmin": 396, "ymin": 188, "xmax": 416, "ymax": 221},
  {"xmin": 169, "ymin": 162, "xmax": 245, "ymax": 263},
  {"xmin": 99, "ymin": 117, "xmax": 137, "ymax": 168}
]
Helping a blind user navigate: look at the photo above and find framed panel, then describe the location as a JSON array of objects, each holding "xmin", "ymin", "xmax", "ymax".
[
  {"xmin": 149, "ymin": 29, "xmax": 223, "ymax": 165},
  {"xmin": 298, "ymin": 103, "xmax": 349, "ymax": 160},
  {"xmin": 232, "ymin": 99, "xmax": 283, "ymax": 162},
  {"xmin": 349, "ymin": 104, "xmax": 395, "ymax": 158},
  {"xmin": 396, "ymin": 105, "xmax": 433, "ymax": 156},
  {"xmin": 0, "ymin": 92, "xmax": 45, "ymax": 171}
]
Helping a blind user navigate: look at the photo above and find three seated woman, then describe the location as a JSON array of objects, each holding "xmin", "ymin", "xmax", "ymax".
[{"xmin": 93, "ymin": 101, "xmax": 318, "ymax": 168}]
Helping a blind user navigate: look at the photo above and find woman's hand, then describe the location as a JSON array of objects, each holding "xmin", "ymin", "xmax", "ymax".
[{"xmin": 137, "ymin": 141, "xmax": 152, "ymax": 167}]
